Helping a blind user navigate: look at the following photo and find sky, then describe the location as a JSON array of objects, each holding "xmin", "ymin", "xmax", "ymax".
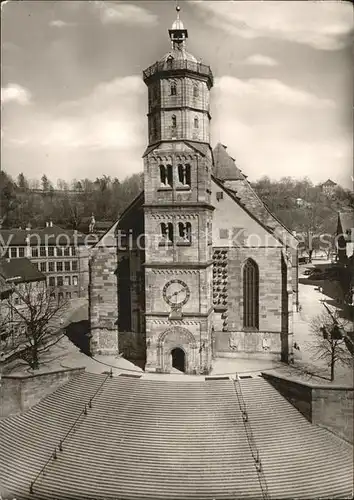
[{"xmin": 1, "ymin": 0, "xmax": 353, "ymax": 188}]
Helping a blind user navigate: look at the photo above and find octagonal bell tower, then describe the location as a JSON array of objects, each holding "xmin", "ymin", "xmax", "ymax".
[{"xmin": 142, "ymin": 5, "xmax": 215, "ymax": 374}]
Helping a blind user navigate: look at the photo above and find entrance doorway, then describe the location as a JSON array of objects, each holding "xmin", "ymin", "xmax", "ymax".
[{"xmin": 171, "ymin": 348, "xmax": 185, "ymax": 372}]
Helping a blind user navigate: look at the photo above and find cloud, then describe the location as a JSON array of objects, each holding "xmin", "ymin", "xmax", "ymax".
[
  {"xmin": 190, "ymin": 1, "xmax": 353, "ymax": 50},
  {"xmin": 2, "ymin": 75, "xmax": 148, "ymax": 181},
  {"xmin": 215, "ymin": 77, "xmax": 334, "ymax": 109},
  {"xmin": 3, "ymin": 76, "xmax": 146, "ymax": 151},
  {"xmin": 92, "ymin": 1, "xmax": 158, "ymax": 26},
  {"xmin": 1, "ymin": 83, "xmax": 32, "ymax": 105},
  {"xmin": 210, "ymin": 75, "xmax": 351, "ymax": 185},
  {"xmin": 49, "ymin": 19, "xmax": 75, "ymax": 28},
  {"xmin": 243, "ymin": 54, "xmax": 278, "ymax": 67}
]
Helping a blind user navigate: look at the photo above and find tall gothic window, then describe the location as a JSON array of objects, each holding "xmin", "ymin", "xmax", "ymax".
[
  {"xmin": 178, "ymin": 164, "xmax": 191, "ymax": 186},
  {"xmin": 171, "ymin": 83, "xmax": 177, "ymax": 96},
  {"xmin": 171, "ymin": 115, "xmax": 177, "ymax": 128},
  {"xmin": 160, "ymin": 165, "xmax": 173, "ymax": 187},
  {"xmin": 243, "ymin": 259, "xmax": 259, "ymax": 329},
  {"xmin": 194, "ymin": 116, "xmax": 199, "ymax": 128}
]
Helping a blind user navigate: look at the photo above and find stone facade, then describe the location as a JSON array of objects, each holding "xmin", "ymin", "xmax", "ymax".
[
  {"xmin": 89, "ymin": 244, "xmax": 119, "ymax": 356},
  {"xmin": 88, "ymin": 10, "xmax": 297, "ymax": 373},
  {"xmin": 263, "ymin": 372, "xmax": 353, "ymax": 443},
  {"xmin": 0, "ymin": 367, "xmax": 85, "ymax": 418}
]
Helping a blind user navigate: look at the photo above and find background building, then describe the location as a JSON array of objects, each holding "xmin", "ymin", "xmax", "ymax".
[{"xmin": 0, "ymin": 223, "xmax": 90, "ymax": 301}]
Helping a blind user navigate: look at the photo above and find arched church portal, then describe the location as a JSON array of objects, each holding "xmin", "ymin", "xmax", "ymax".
[
  {"xmin": 158, "ymin": 326, "xmax": 196, "ymax": 373},
  {"xmin": 171, "ymin": 347, "xmax": 186, "ymax": 372}
]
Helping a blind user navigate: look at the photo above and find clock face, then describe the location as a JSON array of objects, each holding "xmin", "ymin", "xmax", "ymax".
[{"xmin": 163, "ymin": 279, "xmax": 190, "ymax": 307}]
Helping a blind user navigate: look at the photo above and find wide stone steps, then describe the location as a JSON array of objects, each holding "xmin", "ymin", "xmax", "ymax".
[
  {"xmin": 1, "ymin": 373, "xmax": 352, "ymax": 500},
  {"xmin": 238, "ymin": 377, "xmax": 353, "ymax": 499},
  {"xmin": 10, "ymin": 377, "xmax": 261, "ymax": 500},
  {"xmin": 0, "ymin": 372, "xmax": 108, "ymax": 498}
]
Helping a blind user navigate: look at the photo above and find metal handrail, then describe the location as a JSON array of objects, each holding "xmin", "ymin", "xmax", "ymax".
[
  {"xmin": 30, "ymin": 370, "xmax": 112, "ymax": 494},
  {"xmin": 233, "ymin": 378, "xmax": 270, "ymax": 500}
]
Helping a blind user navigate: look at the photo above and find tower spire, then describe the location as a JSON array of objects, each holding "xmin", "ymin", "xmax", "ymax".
[{"xmin": 169, "ymin": 1, "xmax": 188, "ymax": 49}]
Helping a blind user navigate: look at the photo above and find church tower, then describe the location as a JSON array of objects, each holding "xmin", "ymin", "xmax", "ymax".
[{"xmin": 142, "ymin": 6, "xmax": 214, "ymax": 374}]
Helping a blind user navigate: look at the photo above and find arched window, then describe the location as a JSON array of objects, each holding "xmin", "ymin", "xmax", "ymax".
[
  {"xmin": 193, "ymin": 85, "xmax": 199, "ymax": 98},
  {"xmin": 160, "ymin": 165, "xmax": 166, "ymax": 186},
  {"xmin": 160, "ymin": 165, "xmax": 173, "ymax": 187},
  {"xmin": 194, "ymin": 116, "xmax": 199, "ymax": 129},
  {"xmin": 161, "ymin": 222, "xmax": 174, "ymax": 243},
  {"xmin": 171, "ymin": 115, "xmax": 177, "ymax": 128},
  {"xmin": 178, "ymin": 222, "xmax": 192, "ymax": 243},
  {"xmin": 243, "ymin": 259, "xmax": 259, "ymax": 329},
  {"xmin": 171, "ymin": 83, "xmax": 177, "ymax": 96},
  {"xmin": 178, "ymin": 164, "xmax": 191, "ymax": 186}
]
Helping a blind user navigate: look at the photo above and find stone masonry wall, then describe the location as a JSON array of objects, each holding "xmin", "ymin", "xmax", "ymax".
[
  {"xmin": 263, "ymin": 372, "xmax": 353, "ymax": 443},
  {"xmin": 312, "ymin": 387, "xmax": 353, "ymax": 443},
  {"xmin": 89, "ymin": 246, "xmax": 119, "ymax": 355},
  {"xmin": 214, "ymin": 246, "xmax": 290, "ymax": 359},
  {"xmin": 0, "ymin": 367, "xmax": 85, "ymax": 418}
]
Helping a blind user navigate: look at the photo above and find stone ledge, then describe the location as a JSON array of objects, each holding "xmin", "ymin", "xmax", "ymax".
[{"xmin": 1, "ymin": 366, "xmax": 86, "ymax": 380}]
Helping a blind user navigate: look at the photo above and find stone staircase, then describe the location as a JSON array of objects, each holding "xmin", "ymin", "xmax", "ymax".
[
  {"xmin": 0, "ymin": 372, "xmax": 108, "ymax": 499},
  {"xmin": 239, "ymin": 377, "xmax": 353, "ymax": 499},
  {"xmin": 0, "ymin": 373, "xmax": 352, "ymax": 500}
]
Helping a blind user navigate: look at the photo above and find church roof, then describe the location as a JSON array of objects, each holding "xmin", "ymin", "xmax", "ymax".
[
  {"xmin": 213, "ymin": 143, "xmax": 245, "ymax": 181},
  {"xmin": 212, "ymin": 143, "xmax": 297, "ymax": 244},
  {"xmin": 160, "ymin": 48, "xmax": 197, "ymax": 64}
]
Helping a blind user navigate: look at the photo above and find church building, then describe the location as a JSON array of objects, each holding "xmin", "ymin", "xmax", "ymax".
[{"xmin": 89, "ymin": 7, "xmax": 298, "ymax": 375}]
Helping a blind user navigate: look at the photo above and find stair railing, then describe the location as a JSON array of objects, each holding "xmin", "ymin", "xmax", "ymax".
[
  {"xmin": 233, "ymin": 377, "xmax": 270, "ymax": 500},
  {"xmin": 29, "ymin": 370, "xmax": 112, "ymax": 494}
]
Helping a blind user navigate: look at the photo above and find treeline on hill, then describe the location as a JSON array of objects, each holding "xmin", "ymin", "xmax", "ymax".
[
  {"xmin": 0, "ymin": 171, "xmax": 143, "ymax": 231},
  {"xmin": 252, "ymin": 176, "xmax": 353, "ymax": 234},
  {"xmin": 0, "ymin": 171, "xmax": 352, "ymax": 239}
]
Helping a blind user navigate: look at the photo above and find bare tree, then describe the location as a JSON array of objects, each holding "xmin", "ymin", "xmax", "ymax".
[
  {"xmin": 310, "ymin": 304, "xmax": 353, "ymax": 381},
  {"xmin": 0, "ymin": 282, "xmax": 69, "ymax": 370}
]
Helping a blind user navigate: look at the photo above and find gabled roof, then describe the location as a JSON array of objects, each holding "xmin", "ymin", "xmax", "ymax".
[
  {"xmin": 212, "ymin": 175, "xmax": 284, "ymax": 245},
  {"xmin": 321, "ymin": 178, "xmax": 337, "ymax": 187},
  {"xmin": 0, "ymin": 257, "xmax": 45, "ymax": 283},
  {"xmin": 184, "ymin": 141, "xmax": 211, "ymax": 157},
  {"xmin": 92, "ymin": 192, "xmax": 145, "ymax": 248},
  {"xmin": 213, "ymin": 143, "xmax": 245, "ymax": 181},
  {"xmin": 143, "ymin": 140, "xmax": 211, "ymax": 159},
  {"xmin": 212, "ymin": 144, "xmax": 296, "ymax": 244},
  {"xmin": 0, "ymin": 274, "xmax": 12, "ymax": 298}
]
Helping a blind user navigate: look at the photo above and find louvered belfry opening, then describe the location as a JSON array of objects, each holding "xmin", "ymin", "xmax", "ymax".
[{"xmin": 243, "ymin": 259, "xmax": 259, "ymax": 329}]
